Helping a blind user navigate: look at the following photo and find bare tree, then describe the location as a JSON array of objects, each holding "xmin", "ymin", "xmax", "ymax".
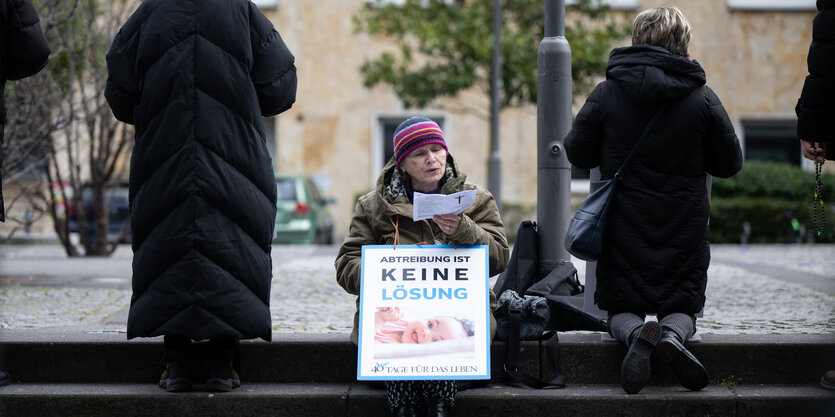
[{"xmin": 2, "ymin": 0, "xmax": 136, "ymax": 256}]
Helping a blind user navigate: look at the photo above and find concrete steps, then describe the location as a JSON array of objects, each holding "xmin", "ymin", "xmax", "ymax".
[
  {"xmin": 1, "ymin": 330, "xmax": 834, "ymax": 416},
  {"xmin": 2, "ymin": 383, "xmax": 831, "ymax": 417}
]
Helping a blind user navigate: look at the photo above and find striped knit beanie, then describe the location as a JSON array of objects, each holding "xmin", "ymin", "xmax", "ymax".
[{"xmin": 393, "ymin": 117, "xmax": 447, "ymax": 166}]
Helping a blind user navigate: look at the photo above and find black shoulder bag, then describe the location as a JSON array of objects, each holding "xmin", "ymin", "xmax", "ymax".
[{"xmin": 565, "ymin": 105, "xmax": 668, "ymax": 261}]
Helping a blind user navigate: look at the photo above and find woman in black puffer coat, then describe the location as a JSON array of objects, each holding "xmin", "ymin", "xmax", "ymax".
[
  {"xmin": 565, "ymin": 6, "xmax": 742, "ymax": 395},
  {"xmin": 0, "ymin": 0, "xmax": 49, "ymax": 388},
  {"xmin": 797, "ymin": 0, "xmax": 835, "ymax": 163},
  {"xmin": 105, "ymin": 0, "xmax": 296, "ymax": 392}
]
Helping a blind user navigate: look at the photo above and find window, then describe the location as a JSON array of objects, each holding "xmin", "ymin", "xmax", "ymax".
[
  {"xmin": 372, "ymin": 114, "xmax": 447, "ymax": 188},
  {"xmin": 726, "ymin": 0, "xmax": 816, "ymax": 11},
  {"xmin": 383, "ymin": 0, "xmax": 638, "ymax": 10},
  {"xmin": 567, "ymin": 0, "xmax": 640, "ymax": 10},
  {"xmin": 741, "ymin": 119, "xmax": 801, "ymax": 165},
  {"xmin": 276, "ymin": 178, "xmax": 297, "ymax": 202}
]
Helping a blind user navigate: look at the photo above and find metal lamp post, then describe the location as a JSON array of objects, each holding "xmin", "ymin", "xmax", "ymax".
[
  {"xmin": 536, "ymin": 0, "xmax": 573, "ymax": 277},
  {"xmin": 489, "ymin": 0, "xmax": 503, "ymax": 212}
]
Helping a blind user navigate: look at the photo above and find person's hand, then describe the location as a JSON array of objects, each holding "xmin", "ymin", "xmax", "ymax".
[
  {"xmin": 801, "ymin": 140, "xmax": 826, "ymax": 164},
  {"xmin": 433, "ymin": 214, "xmax": 462, "ymax": 235},
  {"xmin": 376, "ymin": 307, "xmax": 402, "ymax": 322}
]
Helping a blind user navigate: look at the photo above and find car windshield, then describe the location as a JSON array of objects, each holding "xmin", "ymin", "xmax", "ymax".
[
  {"xmin": 79, "ymin": 186, "xmax": 129, "ymax": 203},
  {"xmin": 276, "ymin": 179, "xmax": 297, "ymax": 202},
  {"xmin": 110, "ymin": 187, "xmax": 129, "ymax": 201}
]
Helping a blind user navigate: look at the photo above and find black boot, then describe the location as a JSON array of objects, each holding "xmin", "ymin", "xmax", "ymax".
[
  {"xmin": 160, "ymin": 335, "xmax": 192, "ymax": 392},
  {"xmin": 159, "ymin": 350, "xmax": 192, "ymax": 392},
  {"xmin": 620, "ymin": 321, "xmax": 661, "ymax": 394},
  {"xmin": 392, "ymin": 405, "xmax": 417, "ymax": 417},
  {"xmin": 655, "ymin": 330, "xmax": 709, "ymax": 391},
  {"xmin": 205, "ymin": 339, "xmax": 240, "ymax": 392},
  {"xmin": 422, "ymin": 398, "xmax": 449, "ymax": 417}
]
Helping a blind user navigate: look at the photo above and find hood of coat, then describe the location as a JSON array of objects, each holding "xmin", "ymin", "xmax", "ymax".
[
  {"xmin": 374, "ymin": 154, "xmax": 467, "ymax": 217},
  {"xmin": 606, "ymin": 45, "xmax": 706, "ymax": 106}
]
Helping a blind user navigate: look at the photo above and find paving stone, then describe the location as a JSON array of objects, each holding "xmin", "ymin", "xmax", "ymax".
[{"xmin": 0, "ymin": 244, "xmax": 832, "ymax": 335}]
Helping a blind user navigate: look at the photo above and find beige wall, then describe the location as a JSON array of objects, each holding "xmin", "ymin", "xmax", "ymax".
[
  {"xmin": 1, "ymin": 1, "xmax": 817, "ymax": 240},
  {"xmin": 672, "ymin": 1, "xmax": 814, "ymax": 117},
  {"xmin": 264, "ymin": 0, "xmax": 542, "ymax": 239},
  {"xmin": 262, "ymin": 0, "xmax": 817, "ymax": 240}
]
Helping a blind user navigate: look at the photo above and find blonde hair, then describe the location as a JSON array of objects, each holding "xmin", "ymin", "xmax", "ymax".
[{"xmin": 632, "ymin": 6, "xmax": 692, "ymax": 57}]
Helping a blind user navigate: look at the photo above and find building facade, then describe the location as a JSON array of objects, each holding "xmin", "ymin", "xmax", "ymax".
[
  {"xmin": 256, "ymin": 0, "xmax": 817, "ymax": 239},
  {"xmin": 0, "ymin": 0, "xmax": 820, "ymax": 240}
]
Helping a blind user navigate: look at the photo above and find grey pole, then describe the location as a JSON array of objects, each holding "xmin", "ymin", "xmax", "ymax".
[
  {"xmin": 536, "ymin": 0, "xmax": 573, "ymax": 277},
  {"xmin": 489, "ymin": 0, "xmax": 502, "ymax": 211}
]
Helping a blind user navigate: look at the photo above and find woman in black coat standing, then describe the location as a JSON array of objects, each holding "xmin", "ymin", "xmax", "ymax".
[
  {"xmin": 796, "ymin": 0, "xmax": 834, "ymax": 390},
  {"xmin": 105, "ymin": 0, "xmax": 297, "ymax": 392},
  {"xmin": 0, "ymin": 0, "xmax": 50, "ymax": 388},
  {"xmin": 565, "ymin": 6, "xmax": 742, "ymax": 395},
  {"xmin": 797, "ymin": 0, "xmax": 835, "ymax": 164}
]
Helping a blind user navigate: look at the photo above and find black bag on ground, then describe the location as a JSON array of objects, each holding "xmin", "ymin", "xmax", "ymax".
[
  {"xmin": 493, "ymin": 290, "xmax": 549, "ymax": 341},
  {"xmin": 525, "ymin": 263, "xmax": 607, "ymax": 333},
  {"xmin": 492, "ymin": 221, "xmax": 607, "ymax": 389},
  {"xmin": 493, "ymin": 220, "xmax": 538, "ymax": 297}
]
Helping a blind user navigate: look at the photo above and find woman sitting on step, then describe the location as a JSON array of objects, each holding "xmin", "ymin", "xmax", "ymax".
[{"xmin": 335, "ymin": 117, "xmax": 508, "ymax": 417}]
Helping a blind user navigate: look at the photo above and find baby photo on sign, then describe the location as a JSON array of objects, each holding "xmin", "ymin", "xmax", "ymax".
[{"xmin": 373, "ymin": 306, "xmax": 476, "ymax": 359}]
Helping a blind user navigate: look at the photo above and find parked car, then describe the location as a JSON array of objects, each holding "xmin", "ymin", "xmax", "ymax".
[
  {"xmin": 67, "ymin": 184, "xmax": 131, "ymax": 244},
  {"xmin": 273, "ymin": 174, "xmax": 335, "ymax": 244}
]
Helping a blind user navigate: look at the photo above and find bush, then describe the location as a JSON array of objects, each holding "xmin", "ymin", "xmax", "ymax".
[
  {"xmin": 709, "ymin": 197, "xmax": 834, "ymax": 243},
  {"xmin": 710, "ymin": 161, "xmax": 835, "ymax": 243},
  {"xmin": 500, "ymin": 202, "xmax": 536, "ymax": 245},
  {"xmin": 712, "ymin": 160, "xmax": 835, "ymax": 201}
]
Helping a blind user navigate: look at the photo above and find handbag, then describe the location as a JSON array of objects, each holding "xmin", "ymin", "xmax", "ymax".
[
  {"xmin": 565, "ymin": 106, "xmax": 668, "ymax": 261},
  {"xmin": 493, "ymin": 290, "xmax": 549, "ymax": 341}
]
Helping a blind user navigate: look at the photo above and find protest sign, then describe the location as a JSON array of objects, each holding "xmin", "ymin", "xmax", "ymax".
[{"xmin": 357, "ymin": 245, "xmax": 490, "ymax": 380}]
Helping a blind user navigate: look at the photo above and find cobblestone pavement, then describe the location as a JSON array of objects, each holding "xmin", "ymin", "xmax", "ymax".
[{"xmin": 0, "ymin": 243, "xmax": 833, "ymax": 335}]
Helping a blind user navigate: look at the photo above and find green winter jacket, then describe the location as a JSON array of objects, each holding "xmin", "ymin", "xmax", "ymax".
[{"xmin": 335, "ymin": 155, "xmax": 509, "ymax": 344}]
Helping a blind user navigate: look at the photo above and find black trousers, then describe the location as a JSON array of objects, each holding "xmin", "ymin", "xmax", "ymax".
[
  {"xmin": 163, "ymin": 335, "xmax": 239, "ymax": 370},
  {"xmin": 385, "ymin": 380, "xmax": 457, "ymax": 409}
]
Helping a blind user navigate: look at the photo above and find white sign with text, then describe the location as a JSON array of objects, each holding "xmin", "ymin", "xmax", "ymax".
[{"xmin": 357, "ymin": 245, "xmax": 490, "ymax": 380}]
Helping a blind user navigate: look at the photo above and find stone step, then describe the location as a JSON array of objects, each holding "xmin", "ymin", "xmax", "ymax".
[
  {"xmin": 1, "ymin": 330, "xmax": 833, "ymax": 386},
  {"xmin": 0, "ymin": 382, "xmax": 832, "ymax": 417}
]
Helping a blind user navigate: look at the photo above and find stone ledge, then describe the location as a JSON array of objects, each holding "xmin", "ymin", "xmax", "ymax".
[
  {"xmin": 0, "ymin": 382, "xmax": 832, "ymax": 417},
  {"xmin": 1, "ymin": 331, "xmax": 833, "ymax": 386}
]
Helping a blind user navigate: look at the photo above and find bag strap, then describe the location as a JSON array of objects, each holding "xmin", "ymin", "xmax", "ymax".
[
  {"xmin": 504, "ymin": 309, "xmax": 566, "ymax": 389},
  {"xmin": 614, "ymin": 105, "xmax": 668, "ymax": 179}
]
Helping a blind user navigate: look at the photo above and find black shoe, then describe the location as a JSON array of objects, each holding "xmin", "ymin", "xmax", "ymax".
[
  {"xmin": 392, "ymin": 405, "xmax": 417, "ymax": 417},
  {"xmin": 655, "ymin": 331, "xmax": 709, "ymax": 391},
  {"xmin": 159, "ymin": 347, "xmax": 192, "ymax": 392},
  {"xmin": 821, "ymin": 370, "xmax": 835, "ymax": 390},
  {"xmin": 205, "ymin": 360, "xmax": 241, "ymax": 392},
  {"xmin": 0, "ymin": 370, "xmax": 10, "ymax": 387},
  {"xmin": 621, "ymin": 321, "xmax": 662, "ymax": 394},
  {"xmin": 422, "ymin": 398, "xmax": 449, "ymax": 417},
  {"xmin": 159, "ymin": 362, "xmax": 192, "ymax": 392}
]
